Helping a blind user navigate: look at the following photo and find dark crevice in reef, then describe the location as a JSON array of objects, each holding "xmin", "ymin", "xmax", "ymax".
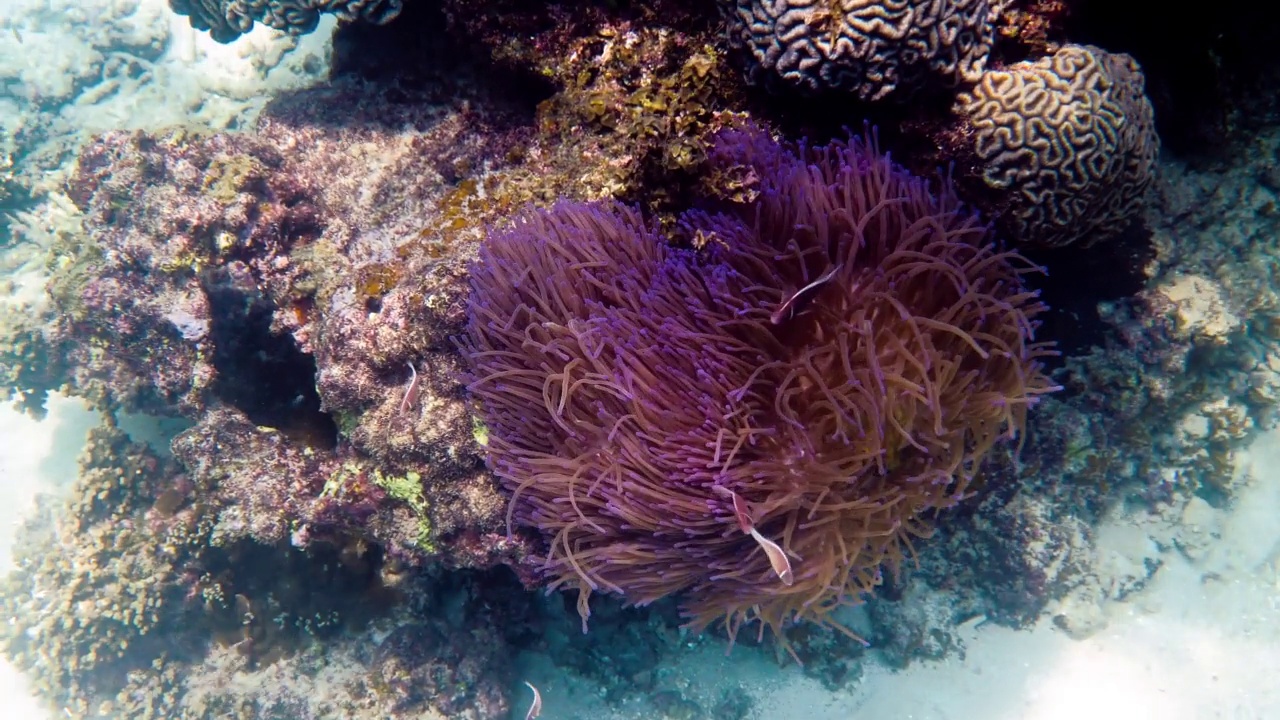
[
  {"xmin": 328, "ymin": 0, "xmax": 556, "ymax": 110},
  {"xmin": 330, "ymin": 0, "xmax": 463, "ymax": 85},
  {"xmin": 1021, "ymin": 223, "xmax": 1157, "ymax": 361},
  {"xmin": 189, "ymin": 538, "xmax": 395, "ymax": 669},
  {"xmin": 202, "ymin": 266, "xmax": 338, "ymax": 449},
  {"xmin": 1065, "ymin": 0, "xmax": 1280, "ymax": 159},
  {"xmin": 470, "ymin": 564, "xmax": 689, "ymax": 698}
]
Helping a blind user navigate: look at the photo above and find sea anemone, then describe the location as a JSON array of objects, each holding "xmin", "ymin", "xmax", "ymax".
[{"xmin": 459, "ymin": 125, "xmax": 1057, "ymax": 643}]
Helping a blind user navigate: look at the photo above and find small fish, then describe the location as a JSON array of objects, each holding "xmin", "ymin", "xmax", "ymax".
[
  {"xmin": 714, "ymin": 486, "xmax": 753, "ymax": 525},
  {"xmin": 714, "ymin": 487, "xmax": 796, "ymax": 586},
  {"xmin": 523, "ymin": 681, "xmax": 543, "ymax": 720},
  {"xmin": 748, "ymin": 526, "xmax": 795, "ymax": 586},
  {"xmin": 398, "ymin": 362, "xmax": 420, "ymax": 415},
  {"xmin": 727, "ymin": 484, "xmax": 752, "ymax": 530},
  {"xmin": 771, "ymin": 263, "xmax": 842, "ymax": 325}
]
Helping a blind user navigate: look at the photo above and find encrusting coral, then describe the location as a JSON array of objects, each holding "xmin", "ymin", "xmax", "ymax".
[{"xmin": 460, "ymin": 124, "xmax": 1059, "ymax": 642}]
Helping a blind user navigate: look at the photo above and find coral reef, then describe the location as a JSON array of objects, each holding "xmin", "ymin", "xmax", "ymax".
[
  {"xmin": 168, "ymin": 406, "xmax": 519, "ymax": 567},
  {"xmin": 0, "ymin": 23, "xmax": 543, "ymax": 716},
  {"xmin": 935, "ymin": 128, "xmax": 1280, "ymax": 642},
  {"xmin": 0, "ymin": 0, "xmax": 321, "ymax": 207},
  {"xmin": 0, "ymin": 0, "xmax": 168, "ymax": 116},
  {"xmin": 923, "ymin": 486, "xmax": 1091, "ymax": 626},
  {"xmin": 40, "ymin": 89, "xmax": 534, "ymax": 560},
  {"xmin": 727, "ymin": 0, "xmax": 1002, "ymax": 100},
  {"xmin": 991, "ymin": 0, "xmax": 1069, "ymax": 59},
  {"xmin": 954, "ymin": 43, "xmax": 1159, "ymax": 247},
  {"xmin": 0, "ymin": 413, "xmax": 519, "ymax": 719},
  {"xmin": 4, "ymin": 16, "xmax": 548, "ymax": 534},
  {"xmin": 10, "ymin": 0, "xmax": 1280, "ymax": 716},
  {"xmin": 170, "ymin": 0, "xmax": 403, "ymax": 43},
  {"xmin": 707, "ymin": 4, "xmax": 1160, "ymax": 253},
  {"xmin": 142, "ymin": 573, "xmax": 519, "ymax": 720},
  {"xmin": 1050, "ymin": 117, "xmax": 1280, "ymax": 498},
  {"xmin": 461, "ymin": 124, "xmax": 1057, "ymax": 641},
  {"xmin": 0, "ymin": 421, "xmax": 196, "ymax": 711},
  {"xmin": 51, "ymin": 128, "xmax": 321, "ymax": 416},
  {"xmin": 437, "ymin": 0, "xmax": 742, "ymax": 215}
]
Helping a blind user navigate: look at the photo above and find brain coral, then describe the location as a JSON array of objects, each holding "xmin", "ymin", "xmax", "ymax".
[
  {"xmin": 728, "ymin": 0, "xmax": 1003, "ymax": 100},
  {"xmin": 169, "ymin": 0, "xmax": 402, "ymax": 42},
  {"xmin": 460, "ymin": 125, "xmax": 1057, "ymax": 641},
  {"xmin": 955, "ymin": 44, "xmax": 1159, "ymax": 248}
]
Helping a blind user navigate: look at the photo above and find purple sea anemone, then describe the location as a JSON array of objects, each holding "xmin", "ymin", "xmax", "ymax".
[{"xmin": 459, "ymin": 125, "xmax": 1057, "ymax": 642}]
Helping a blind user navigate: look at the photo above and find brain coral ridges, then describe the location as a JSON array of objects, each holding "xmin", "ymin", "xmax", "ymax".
[
  {"xmin": 460, "ymin": 122, "xmax": 1059, "ymax": 644},
  {"xmin": 169, "ymin": 0, "xmax": 404, "ymax": 43},
  {"xmin": 729, "ymin": 0, "xmax": 1004, "ymax": 100},
  {"xmin": 956, "ymin": 43, "xmax": 1160, "ymax": 248}
]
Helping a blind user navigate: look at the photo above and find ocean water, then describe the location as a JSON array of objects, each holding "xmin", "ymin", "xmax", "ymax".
[{"xmin": 1, "ymin": 2, "xmax": 1278, "ymax": 720}]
